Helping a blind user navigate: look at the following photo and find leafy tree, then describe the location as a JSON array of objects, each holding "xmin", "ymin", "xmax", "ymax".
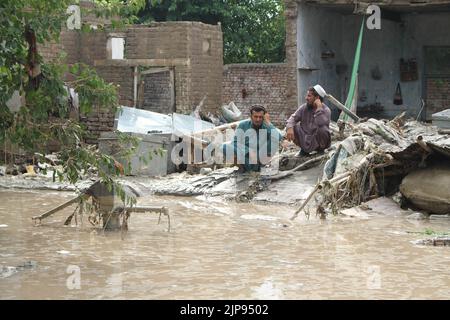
[
  {"xmin": 0, "ymin": 0, "xmax": 145, "ymax": 203},
  {"xmin": 136, "ymin": 0, "xmax": 285, "ymax": 64}
]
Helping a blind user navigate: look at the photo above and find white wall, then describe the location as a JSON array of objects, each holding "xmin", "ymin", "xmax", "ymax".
[{"xmin": 342, "ymin": 16, "xmax": 405, "ymax": 117}]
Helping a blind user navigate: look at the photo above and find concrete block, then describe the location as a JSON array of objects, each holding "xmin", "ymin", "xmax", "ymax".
[{"xmin": 432, "ymin": 109, "xmax": 450, "ymax": 129}]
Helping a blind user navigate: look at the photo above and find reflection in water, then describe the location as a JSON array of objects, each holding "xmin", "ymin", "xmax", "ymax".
[{"xmin": 0, "ymin": 189, "xmax": 449, "ymax": 299}]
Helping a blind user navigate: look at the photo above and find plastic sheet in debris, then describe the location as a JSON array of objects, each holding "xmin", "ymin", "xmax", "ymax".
[
  {"xmin": 323, "ymin": 135, "xmax": 364, "ymax": 179},
  {"xmin": 116, "ymin": 106, "xmax": 215, "ymax": 136},
  {"xmin": 116, "ymin": 106, "xmax": 172, "ymax": 134},
  {"xmin": 172, "ymin": 113, "xmax": 215, "ymax": 136}
]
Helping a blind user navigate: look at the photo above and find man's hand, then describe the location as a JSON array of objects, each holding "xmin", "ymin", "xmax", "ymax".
[
  {"xmin": 281, "ymin": 139, "xmax": 290, "ymax": 149},
  {"xmin": 314, "ymin": 98, "xmax": 323, "ymax": 110},
  {"xmin": 264, "ymin": 112, "xmax": 271, "ymax": 124},
  {"xmin": 286, "ymin": 127, "xmax": 295, "ymax": 142}
]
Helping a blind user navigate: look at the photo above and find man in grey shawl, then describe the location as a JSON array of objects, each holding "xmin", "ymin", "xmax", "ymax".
[{"xmin": 285, "ymin": 85, "xmax": 331, "ymax": 156}]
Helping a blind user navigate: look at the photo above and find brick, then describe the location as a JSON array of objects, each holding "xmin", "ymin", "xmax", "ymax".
[{"xmin": 222, "ymin": 64, "xmax": 293, "ymax": 126}]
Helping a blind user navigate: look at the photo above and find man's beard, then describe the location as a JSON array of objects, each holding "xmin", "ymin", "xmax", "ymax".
[
  {"xmin": 252, "ymin": 122, "xmax": 262, "ymax": 129},
  {"xmin": 306, "ymin": 102, "xmax": 314, "ymax": 109}
]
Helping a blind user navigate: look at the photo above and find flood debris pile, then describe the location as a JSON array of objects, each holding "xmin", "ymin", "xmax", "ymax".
[{"xmin": 292, "ymin": 112, "xmax": 450, "ymax": 220}]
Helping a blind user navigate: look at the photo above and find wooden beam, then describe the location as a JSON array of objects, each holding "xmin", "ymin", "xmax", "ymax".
[
  {"xmin": 266, "ymin": 154, "xmax": 328, "ymax": 181},
  {"xmin": 325, "ymin": 94, "xmax": 360, "ymax": 123},
  {"xmin": 191, "ymin": 121, "xmax": 241, "ymax": 137},
  {"xmin": 32, "ymin": 195, "xmax": 87, "ymax": 222},
  {"xmin": 94, "ymin": 58, "xmax": 190, "ymax": 67}
]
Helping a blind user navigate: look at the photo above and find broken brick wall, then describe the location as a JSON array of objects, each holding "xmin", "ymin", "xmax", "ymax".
[
  {"xmin": 125, "ymin": 23, "xmax": 223, "ymax": 115},
  {"xmin": 124, "ymin": 24, "xmax": 191, "ymax": 112},
  {"xmin": 188, "ymin": 23, "xmax": 223, "ymax": 115},
  {"xmin": 38, "ymin": 31, "xmax": 80, "ymax": 64},
  {"xmin": 39, "ymin": 0, "xmax": 108, "ymax": 65},
  {"xmin": 39, "ymin": 30, "xmax": 114, "ymax": 145},
  {"xmin": 81, "ymin": 66, "xmax": 134, "ymax": 144},
  {"xmin": 222, "ymin": 63, "xmax": 293, "ymax": 127}
]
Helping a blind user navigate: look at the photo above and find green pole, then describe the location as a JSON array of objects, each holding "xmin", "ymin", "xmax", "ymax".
[{"xmin": 340, "ymin": 17, "xmax": 365, "ymax": 121}]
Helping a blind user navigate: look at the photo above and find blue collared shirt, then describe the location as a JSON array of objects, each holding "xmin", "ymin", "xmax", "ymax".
[{"xmin": 223, "ymin": 119, "xmax": 283, "ymax": 172}]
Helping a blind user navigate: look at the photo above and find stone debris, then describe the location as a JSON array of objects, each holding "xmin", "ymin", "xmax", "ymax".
[
  {"xmin": 400, "ymin": 164, "xmax": 450, "ymax": 214},
  {"xmin": 406, "ymin": 212, "xmax": 429, "ymax": 220}
]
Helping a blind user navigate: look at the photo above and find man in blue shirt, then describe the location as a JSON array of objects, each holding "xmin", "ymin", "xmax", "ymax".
[{"xmin": 223, "ymin": 105, "xmax": 283, "ymax": 172}]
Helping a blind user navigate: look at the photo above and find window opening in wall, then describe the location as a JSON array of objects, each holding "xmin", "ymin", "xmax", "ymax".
[
  {"xmin": 203, "ymin": 38, "xmax": 211, "ymax": 56},
  {"xmin": 108, "ymin": 37, "xmax": 125, "ymax": 60}
]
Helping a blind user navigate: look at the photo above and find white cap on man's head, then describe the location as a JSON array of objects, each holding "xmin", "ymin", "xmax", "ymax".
[{"xmin": 313, "ymin": 84, "xmax": 326, "ymax": 98}]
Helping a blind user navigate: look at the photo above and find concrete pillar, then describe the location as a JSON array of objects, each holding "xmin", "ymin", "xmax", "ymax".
[{"xmin": 284, "ymin": 0, "xmax": 299, "ymax": 109}]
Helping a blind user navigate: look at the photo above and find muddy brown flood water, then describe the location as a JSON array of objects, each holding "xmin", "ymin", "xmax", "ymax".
[{"xmin": 0, "ymin": 189, "xmax": 449, "ymax": 299}]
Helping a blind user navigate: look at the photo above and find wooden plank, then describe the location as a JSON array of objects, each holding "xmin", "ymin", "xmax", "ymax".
[
  {"xmin": 326, "ymin": 94, "xmax": 360, "ymax": 123},
  {"xmin": 126, "ymin": 206, "xmax": 168, "ymax": 214},
  {"xmin": 191, "ymin": 121, "xmax": 241, "ymax": 137},
  {"xmin": 94, "ymin": 58, "xmax": 189, "ymax": 67},
  {"xmin": 32, "ymin": 195, "xmax": 84, "ymax": 221},
  {"xmin": 266, "ymin": 154, "xmax": 328, "ymax": 181}
]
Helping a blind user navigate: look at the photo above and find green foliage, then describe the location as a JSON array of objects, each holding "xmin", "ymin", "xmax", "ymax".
[
  {"xmin": 91, "ymin": 0, "xmax": 147, "ymax": 28},
  {"xmin": 135, "ymin": 0, "xmax": 285, "ymax": 64},
  {"xmin": 0, "ymin": 0, "xmax": 70, "ymax": 103},
  {"xmin": 69, "ymin": 63, "xmax": 118, "ymax": 114}
]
